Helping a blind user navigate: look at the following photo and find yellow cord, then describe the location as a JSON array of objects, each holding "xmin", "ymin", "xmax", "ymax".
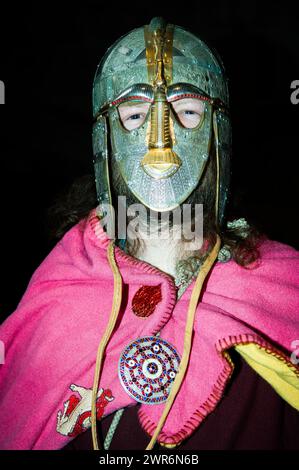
[
  {"xmin": 145, "ymin": 235, "xmax": 221, "ymax": 450},
  {"xmin": 91, "ymin": 240, "xmax": 123, "ymax": 450}
]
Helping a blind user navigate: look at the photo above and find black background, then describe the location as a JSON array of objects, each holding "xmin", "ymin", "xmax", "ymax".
[{"xmin": 0, "ymin": 0, "xmax": 299, "ymax": 319}]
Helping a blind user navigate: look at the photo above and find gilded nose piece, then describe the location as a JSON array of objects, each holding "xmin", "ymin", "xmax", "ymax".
[
  {"xmin": 141, "ymin": 86, "xmax": 181, "ymax": 179},
  {"xmin": 141, "ymin": 148, "xmax": 181, "ymax": 179}
]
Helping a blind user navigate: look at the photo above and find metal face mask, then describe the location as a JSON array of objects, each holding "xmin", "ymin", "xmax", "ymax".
[{"xmin": 92, "ymin": 18, "xmax": 231, "ymax": 224}]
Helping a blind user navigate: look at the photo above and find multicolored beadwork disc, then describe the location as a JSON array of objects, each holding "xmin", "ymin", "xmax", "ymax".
[{"xmin": 118, "ymin": 336, "xmax": 180, "ymax": 405}]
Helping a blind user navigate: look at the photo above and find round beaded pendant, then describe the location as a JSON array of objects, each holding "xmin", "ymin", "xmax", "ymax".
[{"xmin": 118, "ymin": 336, "xmax": 180, "ymax": 405}]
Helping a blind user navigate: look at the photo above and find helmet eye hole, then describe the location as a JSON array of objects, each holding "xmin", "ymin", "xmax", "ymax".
[
  {"xmin": 118, "ymin": 101, "xmax": 150, "ymax": 131},
  {"xmin": 171, "ymin": 98, "xmax": 205, "ymax": 129}
]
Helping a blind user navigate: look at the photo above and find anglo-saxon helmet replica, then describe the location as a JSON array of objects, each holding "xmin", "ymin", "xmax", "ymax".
[
  {"xmin": 90, "ymin": 18, "xmax": 232, "ymax": 450},
  {"xmin": 92, "ymin": 17, "xmax": 231, "ymax": 227}
]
